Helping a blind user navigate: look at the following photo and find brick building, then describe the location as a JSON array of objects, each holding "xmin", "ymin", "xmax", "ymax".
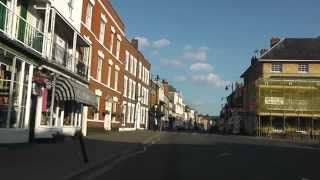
[
  {"xmin": 80, "ymin": 0, "xmax": 126, "ymax": 133},
  {"xmin": 120, "ymin": 38, "xmax": 151, "ymax": 131}
]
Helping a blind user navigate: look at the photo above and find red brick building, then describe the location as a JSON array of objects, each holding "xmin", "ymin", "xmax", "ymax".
[
  {"xmin": 80, "ymin": 0, "xmax": 126, "ymax": 133},
  {"xmin": 120, "ymin": 39, "xmax": 151, "ymax": 131}
]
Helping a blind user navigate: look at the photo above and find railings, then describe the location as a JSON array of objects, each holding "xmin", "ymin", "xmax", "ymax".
[{"xmin": 0, "ymin": 1, "xmax": 45, "ymax": 54}]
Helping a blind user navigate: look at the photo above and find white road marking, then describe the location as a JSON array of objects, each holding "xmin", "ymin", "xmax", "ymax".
[{"xmin": 80, "ymin": 133, "xmax": 162, "ymax": 180}]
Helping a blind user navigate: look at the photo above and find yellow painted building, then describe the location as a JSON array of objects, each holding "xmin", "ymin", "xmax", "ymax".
[{"xmin": 241, "ymin": 37, "xmax": 320, "ymax": 137}]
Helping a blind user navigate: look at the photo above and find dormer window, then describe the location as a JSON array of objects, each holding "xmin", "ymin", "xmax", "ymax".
[{"xmin": 271, "ymin": 63, "xmax": 282, "ymax": 72}]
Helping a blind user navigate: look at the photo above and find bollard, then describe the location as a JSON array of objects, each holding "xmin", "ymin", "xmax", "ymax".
[{"xmin": 76, "ymin": 131, "xmax": 89, "ymax": 163}]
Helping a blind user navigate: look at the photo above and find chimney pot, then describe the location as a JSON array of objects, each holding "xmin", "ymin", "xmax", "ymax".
[{"xmin": 131, "ymin": 39, "xmax": 139, "ymax": 49}]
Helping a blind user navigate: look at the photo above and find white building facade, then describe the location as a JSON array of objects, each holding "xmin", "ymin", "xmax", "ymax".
[
  {"xmin": 0, "ymin": 0, "xmax": 96, "ymax": 143},
  {"xmin": 168, "ymin": 91, "xmax": 184, "ymax": 128},
  {"xmin": 121, "ymin": 42, "xmax": 150, "ymax": 131}
]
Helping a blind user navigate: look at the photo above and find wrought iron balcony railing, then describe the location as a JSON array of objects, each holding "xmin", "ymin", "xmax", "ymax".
[{"xmin": 0, "ymin": 1, "xmax": 45, "ymax": 54}]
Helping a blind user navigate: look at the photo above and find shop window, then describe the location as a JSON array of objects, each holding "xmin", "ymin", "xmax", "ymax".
[
  {"xmin": 40, "ymin": 88, "xmax": 51, "ymax": 126},
  {"xmin": 87, "ymin": 106, "xmax": 95, "ymax": 119},
  {"xmin": 63, "ymin": 101, "xmax": 74, "ymax": 126},
  {"xmin": 0, "ymin": 56, "xmax": 32, "ymax": 128}
]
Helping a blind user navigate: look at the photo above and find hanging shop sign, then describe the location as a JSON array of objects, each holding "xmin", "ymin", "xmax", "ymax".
[{"xmin": 32, "ymin": 72, "xmax": 47, "ymax": 86}]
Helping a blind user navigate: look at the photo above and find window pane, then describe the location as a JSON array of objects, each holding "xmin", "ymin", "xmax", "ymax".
[
  {"xmin": 271, "ymin": 63, "xmax": 282, "ymax": 72},
  {"xmin": 99, "ymin": 21, "xmax": 105, "ymax": 43},
  {"xmin": 299, "ymin": 64, "xmax": 308, "ymax": 72}
]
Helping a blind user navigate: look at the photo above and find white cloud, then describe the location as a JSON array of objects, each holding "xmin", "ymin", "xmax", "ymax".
[
  {"xmin": 160, "ymin": 58, "xmax": 185, "ymax": 68},
  {"xmin": 184, "ymin": 45, "xmax": 193, "ymax": 50},
  {"xmin": 190, "ymin": 63, "xmax": 213, "ymax": 71},
  {"xmin": 134, "ymin": 36, "xmax": 171, "ymax": 51},
  {"xmin": 182, "ymin": 46, "xmax": 209, "ymax": 61},
  {"xmin": 135, "ymin": 36, "xmax": 150, "ymax": 48},
  {"xmin": 173, "ymin": 75, "xmax": 187, "ymax": 82},
  {"xmin": 192, "ymin": 73, "xmax": 228, "ymax": 88},
  {"xmin": 153, "ymin": 38, "xmax": 171, "ymax": 49}
]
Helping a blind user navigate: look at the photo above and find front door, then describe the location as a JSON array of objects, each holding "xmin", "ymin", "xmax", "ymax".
[{"xmin": 104, "ymin": 98, "xmax": 112, "ymax": 131}]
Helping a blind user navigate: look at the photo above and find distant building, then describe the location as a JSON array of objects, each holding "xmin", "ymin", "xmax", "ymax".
[
  {"xmin": 121, "ymin": 38, "xmax": 151, "ymax": 131},
  {"xmin": 167, "ymin": 86, "xmax": 184, "ymax": 129},
  {"xmin": 220, "ymin": 82, "xmax": 244, "ymax": 134},
  {"xmin": 149, "ymin": 77, "xmax": 169, "ymax": 130},
  {"xmin": 241, "ymin": 37, "xmax": 320, "ymax": 136}
]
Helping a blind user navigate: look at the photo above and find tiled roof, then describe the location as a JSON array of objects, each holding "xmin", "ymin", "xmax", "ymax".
[{"xmin": 261, "ymin": 38, "xmax": 320, "ymax": 60}]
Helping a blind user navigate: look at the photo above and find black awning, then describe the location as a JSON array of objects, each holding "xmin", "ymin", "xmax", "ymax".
[{"xmin": 55, "ymin": 77, "xmax": 98, "ymax": 109}]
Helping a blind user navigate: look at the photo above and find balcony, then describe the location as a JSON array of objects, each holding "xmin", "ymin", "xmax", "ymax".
[
  {"xmin": 0, "ymin": 1, "xmax": 90, "ymax": 79},
  {"xmin": 0, "ymin": 0, "xmax": 46, "ymax": 54}
]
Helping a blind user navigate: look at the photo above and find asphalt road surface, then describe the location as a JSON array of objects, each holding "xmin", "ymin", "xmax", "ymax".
[{"xmin": 91, "ymin": 132, "xmax": 320, "ymax": 180}]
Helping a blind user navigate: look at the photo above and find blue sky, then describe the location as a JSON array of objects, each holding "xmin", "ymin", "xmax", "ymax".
[{"xmin": 110, "ymin": 0, "xmax": 320, "ymax": 115}]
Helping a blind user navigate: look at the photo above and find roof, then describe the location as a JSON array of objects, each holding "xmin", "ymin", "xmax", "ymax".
[
  {"xmin": 168, "ymin": 85, "xmax": 177, "ymax": 92},
  {"xmin": 260, "ymin": 38, "xmax": 320, "ymax": 60},
  {"xmin": 241, "ymin": 37, "xmax": 320, "ymax": 78},
  {"xmin": 102, "ymin": 0, "xmax": 125, "ymax": 31}
]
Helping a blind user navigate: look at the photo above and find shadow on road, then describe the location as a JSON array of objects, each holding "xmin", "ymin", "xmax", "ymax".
[{"xmin": 1, "ymin": 132, "xmax": 319, "ymax": 180}]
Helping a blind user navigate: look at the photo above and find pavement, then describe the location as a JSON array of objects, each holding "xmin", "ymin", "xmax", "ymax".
[
  {"xmin": 1, "ymin": 131, "xmax": 320, "ymax": 180},
  {"xmin": 0, "ymin": 130, "xmax": 161, "ymax": 180}
]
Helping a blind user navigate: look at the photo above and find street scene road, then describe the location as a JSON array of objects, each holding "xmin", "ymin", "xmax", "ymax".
[
  {"xmin": 2, "ymin": 1, "xmax": 320, "ymax": 180},
  {"xmin": 82, "ymin": 132, "xmax": 320, "ymax": 180}
]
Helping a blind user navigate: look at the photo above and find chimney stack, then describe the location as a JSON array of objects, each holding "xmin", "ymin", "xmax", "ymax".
[
  {"xmin": 162, "ymin": 80, "xmax": 169, "ymax": 95},
  {"xmin": 270, "ymin": 37, "xmax": 281, "ymax": 48},
  {"xmin": 131, "ymin": 39, "xmax": 139, "ymax": 49}
]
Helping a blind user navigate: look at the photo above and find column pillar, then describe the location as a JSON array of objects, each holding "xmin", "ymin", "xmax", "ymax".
[
  {"xmin": 42, "ymin": 2, "xmax": 51, "ymax": 57},
  {"xmin": 24, "ymin": 64, "xmax": 33, "ymax": 128},
  {"xmin": 72, "ymin": 32, "xmax": 77, "ymax": 72},
  {"xmin": 82, "ymin": 105, "xmax": 87, "ymax": 136},
  {"xmin": 9, "ymin": 0, "xmax": 18, "ymax": 39},
  {"xmin": 55, "ymin": 106, "xmax": 60, "ymax": 127},
  {"xmin": 48, "ymin": 9, "xmax": 56, "ymax": 61},
  {"xmin": 49, "ymin": 75, "xmax": 56, "ymax": 126},
  {"xmin": 16, "ymin": 61, "xmax": 25, "ymax": 128}
]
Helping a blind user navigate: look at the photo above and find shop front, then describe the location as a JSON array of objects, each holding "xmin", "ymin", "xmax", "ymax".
[
  {"xmin": 0, "ymin": 47, "xmax": 34, "ymax": 143},
  {"xmin": 33, "ymin": 72, "xmax": 97, "ymax": 139}
]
